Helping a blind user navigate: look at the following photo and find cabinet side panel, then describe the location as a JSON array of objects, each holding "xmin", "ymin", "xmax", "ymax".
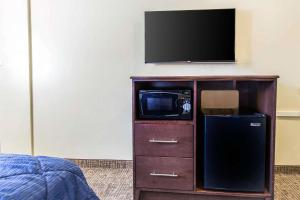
[
  {"xmin": 256, "ymin": 80, "xmax": 277, "ymax": 196},
  {"xmin": 132, "ymin": 80, "xmax": 137, "ymax": 199},
  {"xmin": 193, "ymin": 80, "xmax": 198, "ymax": 189}
]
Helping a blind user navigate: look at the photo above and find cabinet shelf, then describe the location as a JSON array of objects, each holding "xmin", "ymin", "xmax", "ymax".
[
  {"xmin": 134, "ymin": 120, "xmax": 194, "ymax": 125},
  {"xmin": 136, "ymin": 187, "xmax": 271, "ymax": 198},
  {"xmin": 195, "ymin": 188, "xmax": 271, "ymax": 198}
]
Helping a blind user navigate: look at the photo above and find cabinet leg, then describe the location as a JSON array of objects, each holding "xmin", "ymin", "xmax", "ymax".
[{"xmin": 134, "ymin": 189, "xmax": 141, "ymax": 200}]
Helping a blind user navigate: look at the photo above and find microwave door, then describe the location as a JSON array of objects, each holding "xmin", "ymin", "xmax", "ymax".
[{"xmin": 140, "ymin": 93, "xmax": 179, "ymax": 118}]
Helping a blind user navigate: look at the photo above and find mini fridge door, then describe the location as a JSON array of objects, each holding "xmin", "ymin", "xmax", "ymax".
[{"xmin": 203, "ymin": 114, "xmax": 266, "ymax": 192}]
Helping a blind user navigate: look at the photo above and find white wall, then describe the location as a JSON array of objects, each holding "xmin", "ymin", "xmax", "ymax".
[
  {"xmin": 0, "ymin": 0, "xmax": 31, "ymax": 154},
  {"xmin": 27, "ymin": 0, "xmax": 300, "ymax": 163}
]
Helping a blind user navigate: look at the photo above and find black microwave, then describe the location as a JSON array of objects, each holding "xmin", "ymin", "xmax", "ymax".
[{"xmin": 138, "ymin": 90, "xmax": 192, "ymax": 120}]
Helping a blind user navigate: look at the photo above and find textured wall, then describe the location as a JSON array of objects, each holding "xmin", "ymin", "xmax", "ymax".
[
  {"xmin": 1, "ymin": 0, "xmax": 299, "ymax": 164},
  {"xmin": 31, "ymin": 0, "xmax": 300, "ymax": 163},
  {"xmin": 0, "ymin": 0, "xmax": 31, "ymax": 154}
]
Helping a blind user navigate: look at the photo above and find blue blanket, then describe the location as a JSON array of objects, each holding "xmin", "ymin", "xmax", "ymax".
[{"xmin": 0, "ymin": 154, "xmax": 100, "ymax": 200}]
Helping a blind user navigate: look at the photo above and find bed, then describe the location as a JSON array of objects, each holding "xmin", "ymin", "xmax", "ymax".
[{"xmin": 0, "ymin": 154, "xmax": 100, "ymax": 200}]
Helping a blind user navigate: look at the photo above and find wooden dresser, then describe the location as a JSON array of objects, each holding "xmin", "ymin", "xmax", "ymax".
[{"xmin": 131, "ymin": 76, "xmax": 278, "ymax": 200}]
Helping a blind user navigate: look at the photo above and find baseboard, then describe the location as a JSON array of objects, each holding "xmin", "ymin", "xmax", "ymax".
[
  {"xmin": 70, "ymin": 159, "xmax": 300, "ymax": 174},
  {"xmin": 275, "ymin": 165, "xmax": 300, "ymax": 174},
  {"xmin": 69, "ymin": 159, "xmax": 133, "ymax": 169}
]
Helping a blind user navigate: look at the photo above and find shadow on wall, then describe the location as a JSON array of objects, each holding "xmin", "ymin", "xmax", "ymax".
[
  {"xmin": 276, "ymin": 116, "xmax": 300, "ymax": 165},
  {"xmin": 277, "ymin": 83, "xmax": 300, "ymax": 110},
  {"xmin": 236, "ymin": 10, "xmax": 252, "ymax": 65}
]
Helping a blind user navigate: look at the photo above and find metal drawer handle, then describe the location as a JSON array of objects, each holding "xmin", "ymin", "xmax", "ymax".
[
  {"xmin": 150, "ymin": 172, "xmax": 179, "ymax": 178},
  {"xmin": 148, "ymin": 139, "xmax": 178, "ymax": 144}
]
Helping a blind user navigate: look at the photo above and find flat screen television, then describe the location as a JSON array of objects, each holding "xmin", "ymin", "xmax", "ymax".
[{"xmin": 145, "ymin": 9, "xmax": 235, "ymax": 63}]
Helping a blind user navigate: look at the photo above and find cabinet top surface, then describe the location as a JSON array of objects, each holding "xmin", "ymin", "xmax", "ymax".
[{"xmin": 131, "ymin": 75, "xmax": 279, "ymax": 81}]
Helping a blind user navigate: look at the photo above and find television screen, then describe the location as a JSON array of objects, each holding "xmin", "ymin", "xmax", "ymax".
[{"xmin": 145, "ymin": 9, "xmax": 235, "ymax": 63}]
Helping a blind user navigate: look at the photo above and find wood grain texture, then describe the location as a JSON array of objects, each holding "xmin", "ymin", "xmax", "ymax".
[
  {"xmin": 136, "ymin": 187, "xmax": 271, "ymax": 199},
  {"xmin": 132, "ymin": 76, "xmax": 278, "ymax": 200},
  {"xmin": 135, "ymin": 124, "xmax": 193, "ymax": 158},
  {"xmin": 140, "ymin": 191, "xmax": 265, "ymax": 200},
  {"xmin": 256, "ymin": 80, "xmax": 277, "ymax": 197},
  {"xmin": 131, "ymin": 75, "xmax": 279, "ymax": 81},
  {"xmin": 132, "ymin": 80, "xmax": 137, "ymax": 200},
  {"xmin": 136, "ymin": 156, "xmax": 194, "ymax": 191},
  {"xmin": 134, "ymin": 120, "xmax": 193, "ymax": 125},
  {"xmin": 193, "ymin": 81, "xmax": 198, "ymax": 189}
]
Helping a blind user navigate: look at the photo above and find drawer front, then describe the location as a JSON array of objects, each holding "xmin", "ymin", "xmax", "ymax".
[
  {"xmin": 136, "ymin": 156, "xmax": 193, "ymax": 191},
  {"xmin": 135, "ymin": 124, "xmax": 193, "ymax": 158}
]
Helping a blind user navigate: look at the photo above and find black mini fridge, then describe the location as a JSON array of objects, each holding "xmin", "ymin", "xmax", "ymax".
[{"xmin": 203, "ymin": 110, "xmax": 266, "ymax": 192}]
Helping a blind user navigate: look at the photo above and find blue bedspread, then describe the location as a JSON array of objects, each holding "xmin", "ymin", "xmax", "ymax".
[{"xmin": 0, "ymin": 154, "xmax": 100, "ymax": 200}]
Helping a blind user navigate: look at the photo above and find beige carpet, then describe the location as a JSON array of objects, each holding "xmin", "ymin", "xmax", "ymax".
[
  {"xmin": 82, "ymin": 167, "xmax": 133, "ymax": 200},
  {"xmin": 81, "ymin": 167, "xmax": 300, "ymax": 200}
]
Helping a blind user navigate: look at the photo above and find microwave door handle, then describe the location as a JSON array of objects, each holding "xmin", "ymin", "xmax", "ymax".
[
  {"xmin": 164, "ymin": 114, "xmax": 180, "ymax": 117},
  {"xmin": 146, "ymin": 91, "xmax": 182, "ymax": 95}
]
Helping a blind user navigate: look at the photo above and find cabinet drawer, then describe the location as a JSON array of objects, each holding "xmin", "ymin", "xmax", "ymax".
[
  {"xmin": 136, "ymin": 156, "xmax": 193, "ymax": 191},
  {"xmin": 134, "ymin": 124, "xmax": 193, "ymax": 158}
]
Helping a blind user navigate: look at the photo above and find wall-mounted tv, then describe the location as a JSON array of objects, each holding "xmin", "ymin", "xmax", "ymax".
[{"xmin": 145, "ymin": 9, "xmax": 235, "ymax": 63}]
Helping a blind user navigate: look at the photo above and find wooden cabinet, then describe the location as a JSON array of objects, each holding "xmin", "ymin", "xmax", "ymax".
[{"xmin": 131, "ymin": 76, "xmax": 278, "ymax": 200}]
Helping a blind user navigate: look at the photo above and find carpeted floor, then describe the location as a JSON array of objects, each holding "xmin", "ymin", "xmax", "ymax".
[
  {"xmin": 81, "ymin": 166, "xmax": 300, "ymax": 200},
  {"xmin": 82, "ymin": 167, "xmax": 133, "ymax": 200}
]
